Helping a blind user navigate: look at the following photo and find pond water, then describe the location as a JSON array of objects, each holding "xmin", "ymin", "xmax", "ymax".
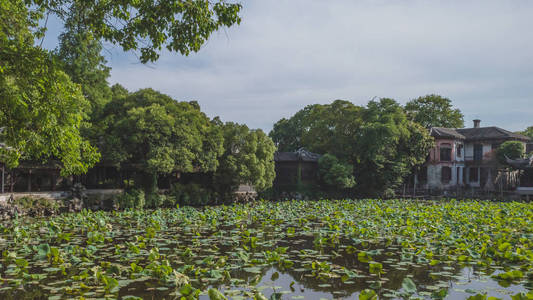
[{"xmin": 0, "ymin": 200, "xmax": 531, "ymax": 299}]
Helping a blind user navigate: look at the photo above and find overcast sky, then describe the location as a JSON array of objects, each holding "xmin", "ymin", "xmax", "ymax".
[{"xmin": 44, "ymin": 0, "xmax": 533, "ymax": 132}]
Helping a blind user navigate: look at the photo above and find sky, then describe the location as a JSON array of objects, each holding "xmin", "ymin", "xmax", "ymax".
[{"xmin": 42, "ymin": 0, "xmax": 533, "ymax": 132}]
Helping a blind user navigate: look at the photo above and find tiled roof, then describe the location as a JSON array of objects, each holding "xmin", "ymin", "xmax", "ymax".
[
  {"xmin": 456, "ymin": 127, "xmax": 531, "ymax": 141},
  {"xmin": 274, "ymin": 148, "xmax": 321, "ymax": 162},
  {"xmin": 430, "ymin": 127, "xmax": 465, "ymax": 139},
  {"xmin": 430, "ymin": 126, "xmax": 531, "ymax": 142}
]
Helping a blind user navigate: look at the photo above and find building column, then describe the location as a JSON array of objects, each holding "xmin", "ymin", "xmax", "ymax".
[
  {"xmin": 28, "ymin": 169, "xmax": 32, "ymax": 192},
  {"xmin": 1, "ymin": 165, "xmax": 4, "ymax": 194}
]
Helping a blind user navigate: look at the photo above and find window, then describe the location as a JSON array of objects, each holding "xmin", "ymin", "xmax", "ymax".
[
  {"xmin": 469, "ymin": 167, "xmax": 479, "ymax": 182},
  {"xmin": 457, "ymin": 144, "xmax": 463, "ymax": 157},
  {"xmin": 474, "ymin": 144, "xmax": 483, "ymax": 161},
  {"xmin": 441, "ymin": 167, "xmax": 452, "ymax": 184},
  {"xmin": 440, "ymin": 144, "xmax": 452, "ymax": 162}
]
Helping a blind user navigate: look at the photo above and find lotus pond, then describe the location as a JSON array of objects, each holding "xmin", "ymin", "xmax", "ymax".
[{"xmin": 0, "ymin": 199, "xmax": 532, "ymax": 300}]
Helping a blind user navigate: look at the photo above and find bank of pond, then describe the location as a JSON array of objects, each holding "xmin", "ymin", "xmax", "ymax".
[{"xmin": 0, "ymin": 199, "xmax": 531, "ymax": 299}]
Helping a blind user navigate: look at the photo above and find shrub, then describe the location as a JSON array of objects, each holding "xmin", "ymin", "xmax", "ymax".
[
  {"xmin": 12, "ymin": 196, "xmax": 61, "ymax": 217},
  {"xmin": 497, "ymin": 141, "xmax": 525, "ymax": 165},
  {"xmin": 318, "ymin": 154, "xmax": 356, "ymax": 189},
  {"xmin": 145, "ymin": 192, "xmax": 165, "ymax": 209},
  {"xmin": 113, "ymin": 189, "xmax": 145, "ymax": 210},
  {"xmin": 169, "ymin": 183, "xmax": 213, "ymax": 206}
]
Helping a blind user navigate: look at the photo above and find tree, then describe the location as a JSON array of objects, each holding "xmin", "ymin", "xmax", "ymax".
[
  {"xmin": 497, "ymin": 141, "xmax": 525, "ymax": 165},
  {"xmin": 519, "ymin": 126, "xmax": 533, "ymax": 139},
  {"xmin": 34, "ymin": 0, "xmax": 242, "ymax": 63},
  {"xmin": 270, "ymin": 98, "xmax": 434, "ymax": 197},
  {"xmin": 213, "ymin": 121, "xmax": 276, "ymax": 201},
  {"xmin": 0, "ymin": 0, "xmax": 100, "ymax": 175},
  {"xmin": 355, "ymin": 99, "xmax": 434, "ymax": 197},
  {"xmin": 100, "ymin": 89, "xmax": 224, "ymax": 199},
  {"xmin": 1, "ymin": 0, "xmax": 241, "ymax": 175},
  {"xmin": 405, "ymin": 94, "xmax": 464, "ymax": 128},
  {"xmin": 55, "ymin": 4, "xmax": 112, "ymax": 118},
  {"xmin": 269, "ymin": 100, "xmax": 362, "ymax": 158},
  {"xmin": 318, "ymin": 154, "xmax": 356, "ymax": 189},
  {"xmin": 269, "ymin": 105, "xmax": 319, "ymax": 152}
]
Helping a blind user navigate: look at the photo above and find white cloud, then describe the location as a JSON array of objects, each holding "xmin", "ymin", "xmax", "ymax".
[{"xmin": 106, "ymin": 0, "xmax": 533, "ymax": 132}]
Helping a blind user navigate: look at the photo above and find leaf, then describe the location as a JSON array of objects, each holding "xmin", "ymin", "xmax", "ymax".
[
  {"xmin": 369, "ymin": 262, "xmax": 383, "ymax": 275},
  {"xmin": 208, "ymin": 288, "xmax": 227, "ymax": 300},
  {"xmin": 431, "ymin": 288, "xmax": 448, "ymax": 299},
  {"xmin": 359, "ymin": 289, "xmax": 378, "ymax": 300},
  {"xmin": 270, "ymin": 271, "xmax": 279, "ymax": 281},
  {"xmin": 467, "ymin": 294, "xmax": 487, "ymax": 300},
  {"xmin": 402, "ymin": 277, "xmax": 417, "ymax": 294}
]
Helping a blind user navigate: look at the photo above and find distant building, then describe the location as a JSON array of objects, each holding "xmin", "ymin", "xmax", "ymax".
[
  {"xmin": 273, "ymin": 148, "xmax": 321, "ymax": 189},
  {"xmin": 418, "ymin": 119, "xmax": 531, "ymax": 191}
]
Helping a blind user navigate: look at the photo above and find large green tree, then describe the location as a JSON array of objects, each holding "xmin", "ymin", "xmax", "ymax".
[
  {"xmin": 519, "ymin": 126, "xmax": 533, "ymax": 139},
  {"xmin": 36, "ymin": 0, "xmax": 242, "ymax": 63},
  {"xmin": 355, "ymin": 99, "xmax": 434, "ymax": 196},
  {"xmin": 318, "ymin": 154, "xmax": 356, "ymax": 190},
  {"xmin": 212, "ymin": 121, "xmax": 276, "ymax": 201},
  {"xmin": 405, "ymin": 94, "xmax": 464, "ymax": 128},
  {"xmin": 270, "ymin": 100, "xmax": 362, "ymax": 158},
  {"xmin": 55, "ymin": 4, "xmax": 112, "ymax": 118},
  {"xmin": 269, "ymin": 104, "xmax": 319, "ymax": 152},
  {"xmin": 0, "ymin": 0, "xmax": 99, "ymax": 175},
  {"xmin": 270, "ymin": 98, "xmax": 434, "ymax": 197},
  {"xmin": 100, "ymin": 88, "xmax": 224, "ymax": 196},
  {"xmin": 1, "ymin": 0, "xmax": 241, "ymax": 175}
]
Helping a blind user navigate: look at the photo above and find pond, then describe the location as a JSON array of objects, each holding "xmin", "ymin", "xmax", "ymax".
[{"xmin": 0, "ymin": 199, "xmax": 531, "ymax": 299}]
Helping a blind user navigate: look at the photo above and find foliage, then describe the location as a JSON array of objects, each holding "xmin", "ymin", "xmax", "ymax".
[
  {"xmin": 405, "ymin": 94, "xmax": 464, "ymax": 128},
  {"xmin": 211, "ymin": 121, "xmax": 276, "ymax": 202},
  {"xmin": 269, "ymin": 105, "xmax": 320, "ymax": 152},
  {"xmin": 318, "ymin": 154, "xmax": 355, "ymax": 189},
  {"xmin": 271, "ymin": 99, "xmax": 433, "ymax": 197},
  {"xmin": 54, "ymin": 3, "xmax": 112, "ymax": 119},
  {"xmin": 0, "ymin": 199, "xmax": 531, "ymax": 299},
  {"xmin": 168, "ymin": 183, "xmax": 213, "ymax": 207},
  {"xmin": 113, "ymin": 189, "xmax": 145, "ymax": 210},
  {"xmin": 276, "ymin": 100, "xmax": 431, "ymax": 196},
  {"xmin": 497, "ymin": 141, "xmax": 525, "ymax": 165},
  {"xmin": 30, "ymin": 0, "xmax": 242, "ymax": 63},
  {"xmin": 0, "ymin": 0, "xmax": 100, "ymax": 175},
  {"xmin": 519, "ymin": 126, "xmax": 533, "ymax": 139},
  {"xmin": 100, "ymin": 88, "xmax": 224, "ymax": 196},
  {"xmin": 11, "ymin": 196, "xmax": 61, "ymax": 217}
]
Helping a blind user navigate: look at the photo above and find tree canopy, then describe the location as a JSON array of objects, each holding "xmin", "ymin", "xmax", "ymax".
[
  {"xmin": 34, "ymin": 0, "xmax": 242, "ymax": 63},
  {"xmin": 55, "ymin": 5, "xmax": 112, "ymax": 118},
  {"xmin": 269, "ymin": 98, "xmax": 434, "ymax": 197},
  {"xmin": 212, "ymin": 121, "xmax": 276, "ymax": 201},
  {"xmin": 519, "ymin": 126, "xmax": 533, "ymax": 139},
  {"xmin": 100, "ymin": 88, "xmax": 224, "ymax": 175},
  {"xmin": 497, "ymin": 141, "xmax": 525, "ymax": 165},
  {"xmin": 0, "ymin": 0, "xmax": 99, "ymax": 175},
  {"xmin": 318, "ymin": 154, "xmax": 356, "ymax": 190},
  {"xmin": 405, "ymin": 94, "xmax": 464, "ymax": 128}
]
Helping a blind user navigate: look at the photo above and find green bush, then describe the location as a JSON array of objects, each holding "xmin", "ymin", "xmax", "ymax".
[
  {"xmin": 497, "ymin": 141, "xmax": 525, "ymax": 165},
  {"xmin": 318, "ymin": 154, "xmax": 356, "ymax": 189},
  {"xmin": 169, "ymin": 183, "xmax": 213, "ymax": 206},
  {"xmin": 113, "ymin": 189, "xmax": 145, "ymax": 210},
  {"xmin": 145, "ymin": 192, "xmax": 165, "ymax": 209},
  {"xmin": 12, "ymin": 196, "xmax": 61, "ymax": 217},
  {"xmin": 14, "ymin": 196, "xmax": 60, "ymax": 211}
]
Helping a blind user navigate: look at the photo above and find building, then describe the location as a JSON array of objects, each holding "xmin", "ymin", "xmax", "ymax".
[
  {"xmin": 273, "ymin": 148, "xmax": 321, "ymax": 189},
  {"xmin": 419, "ymin": 120, "xmax": 531, "ymax": 191}
]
